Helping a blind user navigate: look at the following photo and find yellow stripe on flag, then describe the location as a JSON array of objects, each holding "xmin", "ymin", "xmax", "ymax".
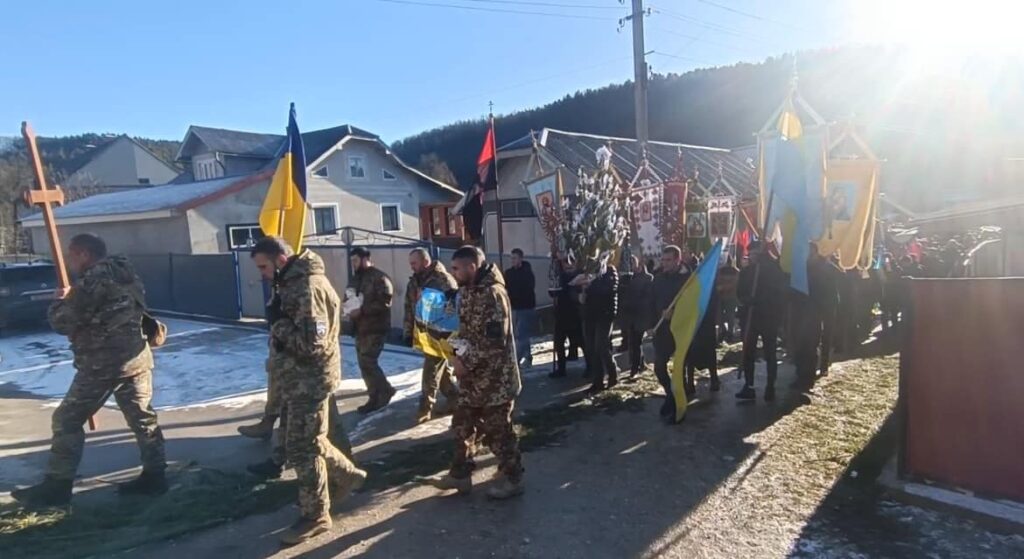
[
  {"xmin": 669, "ymin": 278, "xmax": 702, "ymax": 421},
  {"xmin": 259, "ymin": 152, "xmax": 307, "ymax": 251}
]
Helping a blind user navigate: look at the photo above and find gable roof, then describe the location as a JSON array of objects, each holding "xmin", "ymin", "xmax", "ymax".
[
  {"xmin": 20, "ymin": 171, "xmax": 272, "ymax": 226},
  {"xmin": 501, "ymin": 128, "xmax": 757, "ymax": 198},
  {"xmin": 175, "ymin": 124, "xmax": 379, "ymax": 164},
  {"xmin": 67, "ymin": 134, "xmax": 179, "ymax": 180}
]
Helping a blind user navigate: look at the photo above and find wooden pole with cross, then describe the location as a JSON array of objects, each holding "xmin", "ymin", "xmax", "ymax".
[{"xmin": 21, "ymin": 121, "xmax": 96, "ymax": 431}]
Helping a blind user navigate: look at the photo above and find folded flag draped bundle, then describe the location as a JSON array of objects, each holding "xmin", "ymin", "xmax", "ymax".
[
  {"xmin": 669, "ymin": 240, "xmax": 724, "ymax": 422},
  {"xmin": 413, "ymin": 287, "xmax": 459, "ymax": 359}
]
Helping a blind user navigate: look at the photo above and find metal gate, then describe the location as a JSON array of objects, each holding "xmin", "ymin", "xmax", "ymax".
[{"xmin": 129, "ymin": 253, "xmax": 242, "ymax": 320}]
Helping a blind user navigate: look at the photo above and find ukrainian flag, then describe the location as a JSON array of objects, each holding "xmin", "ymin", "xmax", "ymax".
[
  {"xmin": 669, "ymin": 240, "xmax": 724, "ymax": 423},
  {"xmin": 259, "ymin": 103, "xmax": 308, "ymax": 251}
]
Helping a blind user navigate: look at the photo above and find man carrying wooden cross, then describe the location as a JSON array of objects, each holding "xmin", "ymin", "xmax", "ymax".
[{"xmin": 12, "ymin": 234, "xmax": 168, "ymax": 506}]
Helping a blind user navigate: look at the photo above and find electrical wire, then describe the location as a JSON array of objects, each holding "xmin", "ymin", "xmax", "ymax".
[
  {"xmin": 457, "ymin": 0, "xmax": 627, "ymax": 10},
  {"xmin": 373, "ymin": 0, "xmax": 619, "ymax": 20}
]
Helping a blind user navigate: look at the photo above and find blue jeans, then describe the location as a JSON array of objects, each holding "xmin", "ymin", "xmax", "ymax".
[{"xmin": 512, "ymin": 309, "xmax": 535, "ymax": 367}]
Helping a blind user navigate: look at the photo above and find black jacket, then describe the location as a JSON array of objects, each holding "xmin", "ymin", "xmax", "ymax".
[
  {"xmin": 583, "ymin": 266, "xmax": 618, "ymax": 322},
  {"xmin": 620, "ymin": 270, "xmax": 654, "ymax": 330},
  {"xmin": 504, "ymin": 261, "xmax": 536, "ymax": 310},
  {"xmin": 651, "ymin": 268, "xmax": 689, "ymax": 336},
  {"xmin": 737, "ymin": 255, "xmax": 787, "ymax": 325}
]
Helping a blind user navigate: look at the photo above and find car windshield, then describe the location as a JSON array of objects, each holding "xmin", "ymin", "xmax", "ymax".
[{"xmin": 0, "ymin": 266, "xmax": 55, "ymax": 287}]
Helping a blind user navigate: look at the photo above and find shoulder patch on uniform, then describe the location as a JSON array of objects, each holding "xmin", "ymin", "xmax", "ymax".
[{"xmin": 315, "ymin": 320, "xmax": 327, "ymax": 337}]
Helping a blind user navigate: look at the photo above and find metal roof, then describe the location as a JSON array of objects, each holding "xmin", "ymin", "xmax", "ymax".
[
  {"xmin": 19, "ymin": 173, "xmax": 266, "ymax": 223},
  {"xmin": 503, "ymin": 129, "xmax": 757, "ymax": 198},
  {"xmin": 177, "ymin": 124, "xmax": 379, "ymax": 164}
]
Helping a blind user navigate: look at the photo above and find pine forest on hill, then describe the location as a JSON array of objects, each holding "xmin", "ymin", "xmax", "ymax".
[{"xmin": 394, "ymin": 45, "xmax": 1024, "ymax": 212}]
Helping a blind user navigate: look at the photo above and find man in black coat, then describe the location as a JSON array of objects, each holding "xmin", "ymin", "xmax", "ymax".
[
  {"xmin": 579, "ymin": 259, "xmax": 619, "ymax": 392},
  {"xmin": 621, "ymin": 255, "xmax": 653, "ymax": 377},
  {"xmin": 505, "ymin": 248, "xmax": 537, "ymax": 369},
  {"xmin": 549, "ymin": 254, "xmax": 584, "ymax": 378},
  {"xmin": 650, "ymin": 245, "xmax": 690, "ymax": 421},
  {"xmin": 791, "ymin": 247, "xmax": 841, "ymax": 389},
  {"xmin": 736, "ymin": 241, "xmax": 787, "ymax": 402}
]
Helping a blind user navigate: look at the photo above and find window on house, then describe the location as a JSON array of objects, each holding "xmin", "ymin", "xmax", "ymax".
[
  {"xmin": 381, "ymin": 203, "xmax": 401, "ymax": 232},
  {"xmin": 382, "ymin": 168, "xmax": 397, "ymax": 181},
  {"xmin": 313, "ymin": 166, "xmax": 329, "ymax": 178},
  {"xmin": 348, "ymin": 156, "xmax": 366, "ymax": 179},
  {"xmin": 500, "ymin": 199, "xmax": 537, "ymax": 218},
  {"xmin": 312, "ymin": 205, "xmax": 339, "ymax": 235},
  {"xmin": 138, "ymin": 178, "xmax": 151, "ymax": 185},
  {"xmin": 447, "ymin": 207, "xmax": 459, "ymax": 236},
  {"xmin": 227, "ymin": 224, "xmax": 264, "ymax": 249},
  {"xmin": 431, "ymin": 207, "xmax": 443, "ymax": 237}
]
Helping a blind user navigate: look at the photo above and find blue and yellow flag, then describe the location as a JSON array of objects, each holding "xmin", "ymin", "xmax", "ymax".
[
  {"xmin": 413, "ymin": 287, "xmax": 459, "ymax": 360},
  {"xmin": 259, "ymin": 103, "xmax": 308, "ymax": 251},
  {"xmin": 669, "ymin": 240, "xmax": 724, "ymax": 423}
]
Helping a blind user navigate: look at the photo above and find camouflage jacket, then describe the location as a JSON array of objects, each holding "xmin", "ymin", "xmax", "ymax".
[
  {"xmin": 349, "ymin": 266, "xmax": 393, "ymax": 335},
  {"xmin": 48, "ymin": 255, "xmax": 153, "ymax": 378},
  {"xmin": 456, "ymin": 262, "xmax": 521, "ymax": 407},
  {"xmin": 403, "ymin": 260, "xmax": 457, "ymax": 339},
  {"xmin": 270, "ymin": 249, "xmax": 342, "ymax": 399}
]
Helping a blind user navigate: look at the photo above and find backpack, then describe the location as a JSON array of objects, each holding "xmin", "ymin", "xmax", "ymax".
[{"xmin": 131, "ymin": 291, "xmax": 168, "ymax": 347}]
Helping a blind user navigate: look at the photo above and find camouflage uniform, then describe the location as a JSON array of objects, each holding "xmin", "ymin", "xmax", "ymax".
[
  {"xmin": 271, "ymin": 249, "xmax": 361, "ymax": 520},
  {"xmin": 449, "ymin": 263, "xmax": 523, "ymax": 483},
  {"xmin": 46, "ymin": 255, "xmax": 165, "ymax": 480},
  {"xmin": 349, "ymin": 266, "xmax": 395, "ymax": 401},
  {"xmin": 403, "ymin": 260, "xmax": 460, "ymax": 414}
]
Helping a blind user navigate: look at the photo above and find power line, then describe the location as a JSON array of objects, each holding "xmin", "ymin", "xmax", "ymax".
[
  {"xmin": 649, "ymin": 25, "xmax": 748, "ymax": 52},
  {"xmin": 457, "ymin": 0, "xmax": 627, "ymax": 10},
  {"xmin": 648, "ymin": 4, "xmax": 776, "ymax": 43},
  {"xmin": 695, "ymin": 0, "xmax": 803, "ymax": 30},
  {"xmin": 373, "ymin": 0, "xmax": 618, "ymax": 20}
]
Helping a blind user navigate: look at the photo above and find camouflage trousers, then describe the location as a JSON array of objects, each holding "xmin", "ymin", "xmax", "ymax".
[
  {"xmin": 356, "ymin": 332, "xmax": 394, "ymax": 400},
  {"xmin": 271, "ymin": 393, "xmax": 353, "ymax": 466},
  {"xmin": 418, "ymin": 355, "xmax": 458, "ymax": 413},
  {"xmin": 48, "ymin": 370, "xmax": 166, "ymax": 480},
  {"xmin": 449, "ymin": 402, "xmax": 523, "ymax": 483},
  {"xmin": 286, "ymin": 396, "xmax": 361, "ymax": 520},
  {"xmin": 264, "ymin": 358, "xmax": 282, "ymax": 419}
]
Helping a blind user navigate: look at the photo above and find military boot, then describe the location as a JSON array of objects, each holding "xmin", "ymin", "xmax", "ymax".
[
  {"xmin": 11, "ymin": 476, "xmax": 73, "ymax": 507},
  {"xmin": 425, "ymin": 474, "xmax": 472, "ymax": 495},
  {"xmin": 486, "ymin": 478, "xmax": 524, "ymax": 500},
  {"xmin": 280, "ymin": 515, "xmax": 332, "ymax": 546},
  {"xmin": 237, "ymin": 416, "xmax": 276, "ymax": 440},
  {"xmin": 246, "ymin": 458, "xmax": 284, "ymax": 480},
  {"xmin": 118, "ymin": 470, "xmax": 168, "ymax": 496},
  {"xmin": 330, "ymin": 467, "xmax": 367, "ymax": 506},
  {"xmin": 415, "ymin": 408, "xmax": 431, "ymax": 425}
]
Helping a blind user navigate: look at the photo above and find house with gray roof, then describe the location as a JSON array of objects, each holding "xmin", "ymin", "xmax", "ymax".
[
  {"xmin": 22, "ymin": 124, "xmax": 463, "ymax": 256},
  {"xmin": 487, "ymin": 128, "xmax": 756, "ymax": 256},
  {"xmin": 64, "ymin": 134, "xmax": 180, "ymax": 189}
]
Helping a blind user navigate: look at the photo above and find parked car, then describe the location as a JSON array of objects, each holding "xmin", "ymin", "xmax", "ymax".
[{"xmin": 0, "ymin": 262, "xmax": 58, "ymax": 332}]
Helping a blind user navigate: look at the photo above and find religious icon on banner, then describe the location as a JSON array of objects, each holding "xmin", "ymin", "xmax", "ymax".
[
  {"xmin": 686, "ymin": 211, "xmax": 707, "ymax": 239},
  {"xmin": 661, "ymin": 180, "xmax": 687, "ymax": 247},
  {"xmin": 524, "ymin": 169, "xmax": 564, "ymax": 244},
  {"xmin": 633, "ymin": 184, "xmax": 662, "ymax": 257},
  {"xmin": 707, "ymin": 197, "xmax": 734, "ymax": 239},
  {"xmin": 826, "ymin": 181, "xmax": 856, "ymax": 223}
]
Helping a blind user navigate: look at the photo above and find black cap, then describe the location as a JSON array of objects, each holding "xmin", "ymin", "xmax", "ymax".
[{"xmin": 351, "ymin": 247, "xmax": 371, "ymax": 258}]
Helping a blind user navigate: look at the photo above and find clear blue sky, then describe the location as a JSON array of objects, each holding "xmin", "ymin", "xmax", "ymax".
[{"xmin": 2, "ymin": 0, "xmax": 1011, "ymax": 143}]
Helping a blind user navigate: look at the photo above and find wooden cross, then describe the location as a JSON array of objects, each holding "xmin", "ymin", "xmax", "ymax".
[
  {"xmin": 22, "ymin": 122, "xmax": 95, "ymax": 430},
  {"xmin": 22, "ymin": 122, "xmax": 70, "ymax": 297}
]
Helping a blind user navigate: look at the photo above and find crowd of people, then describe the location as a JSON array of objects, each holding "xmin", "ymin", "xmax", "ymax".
[{"xmin": 12, "ymin": 231, "xmax": 952, "ymax": 546}]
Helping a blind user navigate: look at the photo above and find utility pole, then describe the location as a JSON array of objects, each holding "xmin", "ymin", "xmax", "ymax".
[{"xmin": 624, "ymin": 0, "xmax": 650, "ymax": 153}]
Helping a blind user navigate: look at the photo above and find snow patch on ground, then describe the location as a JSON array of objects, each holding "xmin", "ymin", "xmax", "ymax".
[{"xmin": 0, "ymin": 319, "xmax": 425, "ymax": 410}]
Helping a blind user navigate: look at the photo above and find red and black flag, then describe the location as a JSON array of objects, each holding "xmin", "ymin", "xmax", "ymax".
[{"xmin": 456, "ymin": 117, "xmax": 497, "ymax": 240}]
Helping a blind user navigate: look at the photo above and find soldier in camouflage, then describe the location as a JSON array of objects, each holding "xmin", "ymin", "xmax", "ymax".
[
  {"xmin": 347, "ymin": 247, "xmax": 397, "ymax": 414},
  {"xmin": 404, "ymin": 247, "xmax": 460, "ymax": 424},
  {"xmin": 427, "ymin": 245, "xmax": 525, "ymax": 500},
  {"xmin": 251, "ymin": 237, "xmax": 367, "ymax": 546},
  {"xmin": 12, "ymin": 234, "xmax": 167, "ymax": 507}
]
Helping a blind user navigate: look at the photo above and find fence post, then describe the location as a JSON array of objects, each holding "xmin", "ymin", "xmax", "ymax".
[
  {"xmin": 168, "ymin": 253, "xmax": 176, "ymax": 313},
  {"xmin": 232, "ymin": 250, "xmax": 243, "ymax": 319}
]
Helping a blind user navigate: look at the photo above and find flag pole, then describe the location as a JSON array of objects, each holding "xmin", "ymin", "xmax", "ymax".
[{"xmin": 491, "ymin": 105, "xmax": 506, "ymax": 269}]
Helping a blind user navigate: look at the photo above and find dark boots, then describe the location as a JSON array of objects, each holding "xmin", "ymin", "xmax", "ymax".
[
  {"xmin": 237, "ymin": 415, "xmax": 277, "ymax": 440},
  {"xmin": 11, "ymin": 476, "xmax": 73, "ymax": 507},
  {"xmin": 247, "ymin": 458, "xmax": 284, "ymax": 480},
  {"xmin": 118, "ymin": 469, "xmax": 168, "ymax": 496}
]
